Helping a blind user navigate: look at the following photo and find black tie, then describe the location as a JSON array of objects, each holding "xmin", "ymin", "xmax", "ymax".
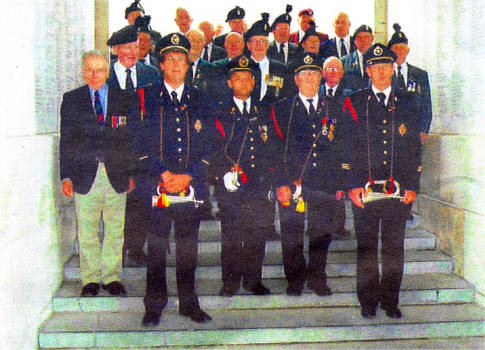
[
  {"xmin": 307, "ymin": 99, "xmax": 316, "ymax": 115},
  {"xmin": 397, "ymin": 66, "xmax": 406, "ymax": 90},
  {"xmin": 279, "ymin": 43, "xmax": 286, "ymax": 63},
  {"xmin": 242, "ymin": 101, "xmax": 249, "ymax": 115},
  {"xmin": 203, "ymin": 45, "xmax": 209, "ymax": 61},
  {"xmin": 377, "ymin": 92, "xmax": 386, "ymax": 107},
  {"xmin": 171, "ymin": 91, "xmax": 179, "ymax": 106},
  {"xmin": 340, "ymin": 38, "xmax": 347, "ymax": 57},
  {"xmin": 125, "ymin": 68, "xmax": 134, "ymax": 91},
  {"xmin": 328, "ymin": 88, "xmax": 334, "ymax": 97}
]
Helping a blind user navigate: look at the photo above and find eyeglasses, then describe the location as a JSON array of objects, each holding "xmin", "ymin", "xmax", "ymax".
[
  {"xmin": 249, "ymin": 39, "xmax": 267, "ymax": 45},
  {"xmin": 323, "ymin": 67, "xmax": 341, "ymax": 72}
]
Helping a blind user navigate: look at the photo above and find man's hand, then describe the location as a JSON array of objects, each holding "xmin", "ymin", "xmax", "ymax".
[
  {"xmin": 402, "ymin": 190, "xmax": 417, "ymax": 205},
  {"xmin": 277, "ymin": 186, "xmax": 291, "ymax": 203},
  {"xmin": 349, "ymin": 187, "xmax": 365, "ymax": 208},
  {"xmin": 336, "ymin": 190, "xmax": 344, "ymax": 201},
  {"xmin": 62, "ymin": 180, "xmax": 73, "ymax": 198},
  {"xmin": 161, "ymin": 170, "xmax": 175, "ymax": 184},
  {"xmin": 164, "ymin": 174, "xmax": 193, "ymax": 193},
  {"xmin": 127, "ymin": 178, "xmax": 135, "ymax": 194}
]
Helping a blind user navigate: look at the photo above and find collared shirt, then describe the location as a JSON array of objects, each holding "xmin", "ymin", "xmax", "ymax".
[
  {"xmin": 357, "ymin": 50, "xmax": 364, "ymax": 77},
  {"xmin": 233, "ymin": 96, "xmax": 251, "ymax": 114},
  {"xmin": 299, "ymin": 92, "xmax": 319, "ymax": 114},
  {"xmin": 164, "ymin": 81, "xmax": 185, "ymax": 102},
  {"xmin": 325, "ymin": 83, "xmax": 339, "ymax": 96},
  {"xmin": 336, "ymin": 34, "xmax": 351, "ymax": 57},
  {"xmin": 253, "ymin": 55, "xmax": 269, "ymax": 100},
  {"xmin": 298, "ymin": 29, "xmax": 306, "ymax": 43},
  {"xmin": 89, "ymin": 83, "xmax": 108, "ymax": 117},
  {"xmin": 143, "ymin": 53, "xmax": 151, "ymax": 66},
  {"xmin": 395, "ymin": 61, "xmax": 408, "ymax": 83},
  {"xmin": 200, "ymin": 43, "xmax": 212, "ymax": 60},
  {"xmin": 114, "ymin": 60, "xmax": 138, "ymax": 90},
  {"xmin": 191, "ymin": 58, "xmax": 200, "ymax": 80},
  {"xmin": 372, "ymin": 85, "xmax": 392, "ymax": 106},
  {"xmin": 275, "ymin": 40, "xmax": 288, "ymax": 62}
]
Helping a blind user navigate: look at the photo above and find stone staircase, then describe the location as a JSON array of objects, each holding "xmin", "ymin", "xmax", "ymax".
[{"xmin": 38, "ymin": 201, "xmax": 485, "ymax": 349}]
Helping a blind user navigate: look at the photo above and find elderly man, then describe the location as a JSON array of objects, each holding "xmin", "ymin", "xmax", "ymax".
[
  {"xmin": 298, "ymin": 21, "xmax": 321, "ymax": 55},
  {"xmin": 214, "ymin": 6, "xmax": 246, "ymax": 48},
  {"xmin": 341, "ymin": 25, "xmax": 374, "ymax": 94},
  {"xmin": 175, "ymin": 7, "xmax": 192, "ymax": 36},
  {"xmin": 388, "ymin": 24, "xmax": 432, "ymax": 144},
  {"xmin": 289, "ymin": 8, "xmax": 328, "ymax": 45},
  {"xmin": 199, "ymin": 21, "xmax": 226, "ymax": 62},
  {"xmin": 343, "ymin": 43, "xmax": 422, "ymax": 319},
  {"xmin": 125, "ymin": 0, "xmax": 144, "ymax": 25},
  {"xmin": 274, "ymin": 52, "xmax": 346, "ymax": 297},
  {"xmin": 268, "ymin": 5, "xmax": 298, "ymax": 65},
  {"xmin": 60, "ymin": 51, "xmax": 137, "ymax": 297},
  {"xmin": 321, "ymin": 12, "xmax": 356, "ymax": 60},
  {"xmin": 136, "ymin": 16, "xmax": 161, "ymax": 75}
]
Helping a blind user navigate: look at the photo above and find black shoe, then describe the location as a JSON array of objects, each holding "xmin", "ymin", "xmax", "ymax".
[
  {"xmin": 286, "ymin": 283, "xmax": 303, "ymax": 296},
  {"xmin": 243, "ymin": 282, "xmax": 271, "ymax": 295},
  {"xmin": 262, "ymin": 226, "xmax": 280, "ymax": 240},
  {"xmin": 142, "ymin": 312, "xmax": 161, "ymax": 326},
  {"xmin": 179, "ymin": 308, "xmax": 212, "ymax": 323},
  {"xmin": 380, "ymin": 305, "xmax": 402, "ymax": 318},
  {"xmin": 361, "ymin": 307, "xmax": 377, "ymax": 318},
  {"xmin": 102, "ymin": 281, "xmax": 127, "ymax": 296},
  {"xmin": 407, "ymin": 213, "xmax": 414, "ymax": 221},
  {"xmin": 219, "ymin": 286, "xmax": 237, "ymax": 297},
  {"xmin": 307, "ymin": 281, "xmax": 332, "ymax": 296},
  {"xmin": 80, "ymin": 282, "xmax": 100, "ymax": 297}
]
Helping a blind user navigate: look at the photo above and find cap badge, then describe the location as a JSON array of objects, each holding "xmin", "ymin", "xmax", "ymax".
[
  {"xmin": 239, "ymin": 56, "xmax": 249, "ymax": 67},
  {"xmin": 303, "ymin": 55, "xmax": 313, "ymax": 64},
  {"xmin": 373, "ymin": 46, "xmax": 383, "ymax": 56},
  {"xmin": 399, "ymin": 33, "xmax": 402, "ymax": 38},
  {"xmin": 264, "ymin": 24, "xmax": 268, "ymax": 30},
  {"xmin": 171, "ymin": 34, "xmax": 180, "ymax": 45},
  {"xmin": 237, "ymin": 10, "xmax": 240, "ymax": 16}
]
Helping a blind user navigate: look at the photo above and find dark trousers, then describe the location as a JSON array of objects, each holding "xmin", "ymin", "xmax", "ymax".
[
  {"xmin": 279, "ymin": 196, "xmax": 338, "ymax": 287},
  {"xmin": 123, "ymin": 192, "xmax": 147, "ymax": 255},
  {"xmin": 352, "ymin": 199, "xmax": 410, "ymax": 309},
  {"xmin": 144, "ymin": 203, "xmax": 201, "ymax": 316},
  {"xmin": 215, "ymin": 187, "xmax": 270, "ymax": 289}
]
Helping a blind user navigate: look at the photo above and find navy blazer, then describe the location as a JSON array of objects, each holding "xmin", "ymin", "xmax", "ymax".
[
  {"xmin": 208, "ymin": 44, "xmax": 227, "ymax": 62},
  {"xmin": 252, "ymin": 58, "xmax": 290, "ymax": 105},
  {"xmin": 320, "ymin": 37, "xmax": 356, "ymax": 60},
  {"xmin": 267, "ymin": 41, "xmax": 299, "ymax": 65},
  {"xmin": 107, "ymin": 61, "xmax": 160, "ymax": 91},
  {"xmin": 59, "ymin": 85, "xmax": 137, "ymax": 194},
  {"xmin": 341, "ymin": 50, "xmax": 370, "ymax": 94}
]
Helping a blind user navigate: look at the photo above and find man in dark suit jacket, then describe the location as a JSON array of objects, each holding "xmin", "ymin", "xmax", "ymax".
[
  {"xmin": 213, "ymin": 6, "xmax": 246, "ymax": 48},
  {"xmin": 388, "ymin": 24, "xmax": 432, "ymax": 144},
  {"xmin": 199, "ymin": 21, "xmax": 227, "ymax": 62},
  {"xmin": 289, "ymin": 8, "xmax": 328, "ymax": 45},
  {"xmin": 267, "ymin": 5, "xmax": 298, "ymax": 65},
  {"xmin": 320, "ymin": 12, "xmax": 356, "ymax": 60},
  {"xmin": 60, "ymin": 51, "xmax": 137, "ymax": 298}
]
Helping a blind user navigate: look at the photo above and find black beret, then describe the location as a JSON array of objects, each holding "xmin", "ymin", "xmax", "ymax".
[
  {"xmin": 226, "ymin": 6, "xmax": 245, "ymax": 22},
  {"xmin": 154, "ymin": 33, "xmax": 191, "ymax": 60},
  {"xmin": 125, "ymin": 0, "xmax": 145, "ymax": 19},
  {"xmin": 226, "ymin": 54, "xmax": 259, "ymax": 76},
  {"xmin": 353, "ymin": 24, "xmax": 373, "ymax": 39},
  {"xmin": 245, "ymin": 13, "xmax": 271, "ymax": 39},
  {"xmin": 363, "ymin": 43, "xmax": 396, "ymax": 66},
  {"xmin": 107, "ymin": 25, "xmax": 138, "ymax": 46},
  {"xmin": 388, "ymin": 23, "xmax": 408, "ymax": 48},
  {"xmin": 291, "ymin": 52, "xmax": 323, "ymax": 73},
  {"xmin": 134, "ymin": 15, "xmax": 151, "ymax": 34},
  {"xmin": 299, "ymin": 21, "xmax": 319, "ymax": 47},
  {"xmin": 271, "ymin": 5, "xmax": 293, "ymax": 31}
]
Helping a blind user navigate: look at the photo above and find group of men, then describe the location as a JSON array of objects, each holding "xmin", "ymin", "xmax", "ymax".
[{"xmin": 59, "ymin": 0, "xmax": 431, "ymax": 327}]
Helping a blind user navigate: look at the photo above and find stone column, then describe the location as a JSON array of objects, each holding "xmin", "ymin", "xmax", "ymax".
[
  {"xmin": 95, "ymin": 0, "xmax": 109, "ymax": 56},
  {"xmin": 374, "ymin": 0, "xmax": 388, "ymax": 44}
]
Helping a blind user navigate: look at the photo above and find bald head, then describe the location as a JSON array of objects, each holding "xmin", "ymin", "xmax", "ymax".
[
  {"xmin": 333, "ymin": 12, "xmax": 351, "ymax": 38},
  {"xmin": 225, "ymin": 32, "xmax": 245, "ymax": 59},
  {"xmin": 175, "ymin": 7, "xmax": 192, "ymax": 34},
  {"xmin": 187, "ymin": 29, "xmax": 205, "ymax": 62},
  {"xmin": 323, "ymin": 56, "xmax": 344, "ymax": 87}
]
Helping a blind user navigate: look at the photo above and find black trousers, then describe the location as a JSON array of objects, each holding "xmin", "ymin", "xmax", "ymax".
[
  {"xmin": 215, "ymin": 187, "xmax": 271, "ymax": 289},
  {"xmin": 279, "ymin": 196, "xmax": 338, "ymax": 287},
  {"xmin": 123, "ymin": 192, "xmax": 148, "ymax": 255},
  {"xmin": 352, "ymin": 199, "xmax": 410, "ymax": 309},
  {"xmin": 144, "ymin": 203, "xmax": 201, "ymax": 316}
]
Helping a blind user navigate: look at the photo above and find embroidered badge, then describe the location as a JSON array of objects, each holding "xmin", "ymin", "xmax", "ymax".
[
  {"xmin": 119, "ymin": 116, "xmax": 127, "ymax": 126},
  {"xmin": 374, "ymin": 45, "xmax": 383, "ymax": 56},
  {"xmin": 259, "ymin": 125, "xmax": 268, "ymax": 142},
  {"xmin": 399, "ymin": 123, "xmax": 407, "ymax": 136},
  {"xmin": 194, "ymin": 119, "xmax": 202, "ymax": 132},
  {"xmin": 171, "ymin": 34, "xmax": 180, "ymax": 45},
  {"xmin": 304, "ymin": 54, "xmax": 313, "ymax": 64},
  {"xmin": 239, "ymin": 55, "xmax": 249, "ymax": 67}
]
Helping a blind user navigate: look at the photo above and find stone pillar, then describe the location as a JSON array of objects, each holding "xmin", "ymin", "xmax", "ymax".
[
  {"xmin": 95, "ymin": 0, "xmax": 109, "ymax": 56},
  {"xmin": 374, "ymin": 0, "xmax": 388, "ymax": 44}
]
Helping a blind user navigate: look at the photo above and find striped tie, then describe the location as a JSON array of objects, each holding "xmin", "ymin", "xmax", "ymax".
[{"xmin": 94, "ymin": 90, "xmax": 104, "ymax": 126}]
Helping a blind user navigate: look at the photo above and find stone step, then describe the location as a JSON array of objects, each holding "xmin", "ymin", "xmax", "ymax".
[
  {"xmin": 38, "ymin": 304, "xmax": 485, "ymax": 348},
  {"xmin": 184, "ymin": 228, "xmax": 435, "ymax": 253},
  {"xmin": 63, "ymin": 250, "xmax": 453, "ymax": 281},
  {"xmin": 52, "ymin": 274, "xmax": 475, "ymax": 313}
]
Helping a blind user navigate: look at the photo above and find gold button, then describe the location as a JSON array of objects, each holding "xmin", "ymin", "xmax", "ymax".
[
  {"xmin": 250, "ymin": 146, "xmax": 254, "ymax": 150},
  {"xmin": 312, "ymin": 124, "xmax": 316, "ymax": 129},
  {"xmin": 251, "ymin": 164, "xmax": 255, "ymax": 168},
  {"xmin": 383, "ymin": 130, "xmax": 387, "ymax": 134},
  {"xmin": 249, "ymin": 129, "xmax": 253, "ymax": 134},
  {"xmin": 251, "ymin": 155, "xmax": 255, "ymax": 159},
  {"xmin": 383, "ymin": 120, "xmax": 387, "ymax": 124},
  {"xmin": 313, "ymin": 153, "xmax": 317, "ymax": 157},
  {"xmin": 312, "ymin": 134, "xmax": 317, "ymax": 138},
  {"xmin": 383, "ymin": 140, "xmax": 387, "ymax": 144},
  {"xmin": 176, "ymin": 118, "xmax": 180, "ymax": 123},
  {"xmin": 384, "ymin": 150, "xmax": 388, "ymax": 155},
  {"xmin": 177, "ymin": 128, "xmax": 181, "ymax": 132},
  {"xmin": 383, "ymin": 161, "xmax": 387, "ymax": 165},
  {"xmin": 178, "ymin": 158, "xmax": 183, "ymax": 162},
  {"xmin": 178, "ymin": 148, "xmax": 182, "ymax": 152},
  {"xmin": 312, "ymin": 162, "xmax": 317, "ymax": 167},
  {"xmin": 250, "ymin": 137, "xmax": 254, "ymax": 142},
  {"xmin": 312, "ymin": 143, "xmax": 317, "ymax": 148},
  {"xmin": 178, "ymin": 138, "xmax": 182, "ymax": 142}
]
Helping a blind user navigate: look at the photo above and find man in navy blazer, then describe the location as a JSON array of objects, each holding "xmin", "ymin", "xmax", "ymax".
[
  {"xmin": 60, "ymin": 51, "xmax": 137, "ymax": 297},
  {"xmin": 267, "ymin": 5, "xmax": 298, "ymax": 65},
  {"xmin": 320, "ymin": 12, "xmax": 356, "ymax": 60},
  {"xmin": 199, "ymin": 21, "xmax": 227, "ymax": 62}
]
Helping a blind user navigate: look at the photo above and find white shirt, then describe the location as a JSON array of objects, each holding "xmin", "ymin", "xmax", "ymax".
[
  {"xmin": 372, "ymin": 85, "xmax": 392, "ymax": 106},
  {"xmin": 253, "ymin": 56, "xmax": 269, "ymax": 101},
  {"xmin": 233, "ymin": 96, "xmax": 251, "ymax": 114},
  {"xmin": 200, "ymin": 43, "xmax": 212, "ymax": 60},
  {"xmin": 335, "ymin": 34, "xmax": 351, "ymax": 58},
  {"xmin": 299, "ymin": 92, "xmax": 319, "ymax": 114},
  {"xmin": 191, "ymin": 58, "xmax": 200, "ymax": 81},
  {"xmin": 357, "ymin": 50, "xmax": 365, "ymax": 77},
  {"xmin": 395, "ymin": 61, "xmax": 408, "ymax": 83},
  {"xmin": 325, "ymin": 83, "xmax": 339, "ymax": 96},
  {"xmin": 275, "ymin": 40, "xmax": 288, "ymax": 63},
  {"xmin": 164, "ymin": 81, "xmax": 185, "ymax": 102},
  {"xmin": 114, "ymin": 61, "xmax": 138, "ymax": 89}
]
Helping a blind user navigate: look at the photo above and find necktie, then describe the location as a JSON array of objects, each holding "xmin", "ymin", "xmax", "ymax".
[
  {"xmin": 203, "ymin": 45, "xmax": 209, "ymax": 61},
  {"xmin": 94, "ymin": 90, "xmax": 104, "ymax": 126},
  {"xmin": 307, "ymin": 99, "xmax": 316, "ymax": 115},
  {"xmin": 377, "ymin": 92, "xmax": 386, "ymax": 107},
  {"xmin": 279, "ymin": 43, "xmax": 286, "ymax": 63},
  {"xmin": 125, "ymin": 68, "xmax": 134, "ymax": 91},
  {"xmin": 328, "ymin": 88, "xmax": 334, "ymax": 97},
  {"xmin": 397, "ymin": 66, "xmax": 406, "ymax": 90},
  {"xmin": 186, "ymin": 62, "xmax": 194, "ymax": 83},
  {"xmin": 242, "ymin": 101, "xmax": 248, "ymax": 115},
  {"xmin": 171, "ymin": 91, "xmax": 179, "ymax": 106},
  {"xmin": 340, "ymin": 38, "xmax": 347, "ymax": 57}
]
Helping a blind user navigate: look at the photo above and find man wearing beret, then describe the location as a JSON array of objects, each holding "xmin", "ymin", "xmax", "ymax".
[
  {"xmin": 388, "ymin": 24, "xmax": 432, "ymax": 144},
  {"xmin": 60, "ymin": 51, "xmax": 137, "ymax": 297},
  {"xmin": 136, "ymin": 16, "xmax": 162, "ymax": 79},
  {"xmin": 125, "ymin": 0, "xmax": 144, "ymax": 25},
  {"xmin": 214, "ymin": 6, "xmax": 247, "ymax": 49},
  {"xmin": 341, "ymin": 25, "xmax": 374, "ymax": 94},
  {"xmin": 342, "ymin": 43, "xmax": 422, "ymax": 319},
  {"xmin": 289, "ymin": 9, "xmax": 328, "ymax": 45},
  {"xmin": 208, "ymin": 55, "xmax": 280, "ymax": 297},
  {"xmin": 136, "ymin": 33, "xmax": 212, "ymax": 326},
  {"xmin": 298, "ymin": 21, "xmax": 322, "ymax": 56},
  {"xmin": 274, "ymin": 52, "xmax": 346, "ymax": 297},
  {"xmin": 320, "ymin": 12, "xmax": 356, "ymax": 60},
  {"xmin": 268, "ymin": 5, "xmax": 299, "ymax": 65}
]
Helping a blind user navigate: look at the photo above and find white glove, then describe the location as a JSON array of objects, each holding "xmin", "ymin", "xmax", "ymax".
[{"xmin": 223, "ymin": 171, "xmax": 240, "ymax": 192}]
